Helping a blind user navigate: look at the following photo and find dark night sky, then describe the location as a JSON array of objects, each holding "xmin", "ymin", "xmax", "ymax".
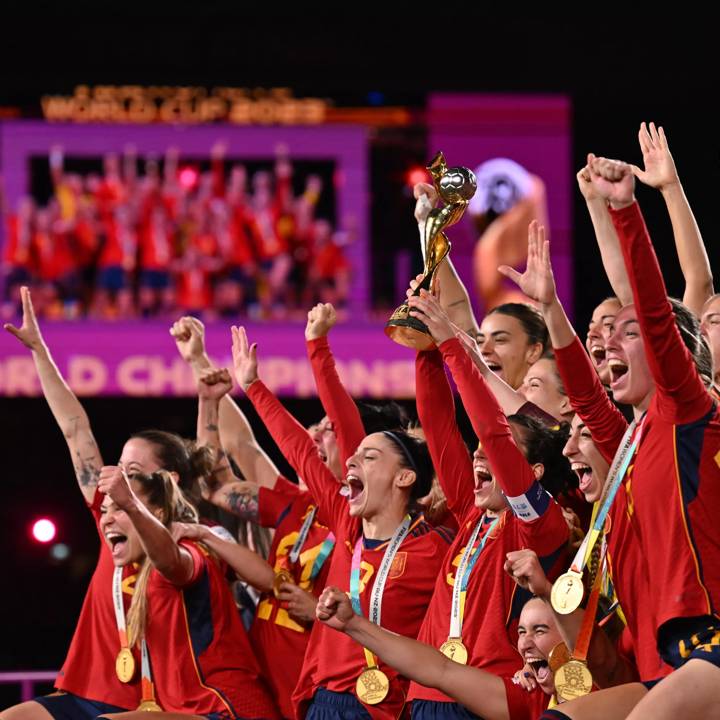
[{"xmin": 1, "ymin": 9, "xmax": 718, "ymax": 700}]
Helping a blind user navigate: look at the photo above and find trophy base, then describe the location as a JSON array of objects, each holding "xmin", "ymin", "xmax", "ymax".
[{"xmin": 385, "ymin": 304, "xmax": 437, "ymax": 350}]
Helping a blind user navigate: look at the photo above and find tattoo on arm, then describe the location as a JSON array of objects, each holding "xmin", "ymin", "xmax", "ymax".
[
  {"xmin": 75, "ymin": 452, "xmax": 100, "ymax": 489},
  {"xmin": 64, "ymin": 415, "xmax": 80, "ymax": 440},
  {"xmin": 205, "ymin": 423, "xmax": 219, "ymax": 432},
  {"xmin": 224, "ymin": 486, "xmax": 259, "ymax": 520}
]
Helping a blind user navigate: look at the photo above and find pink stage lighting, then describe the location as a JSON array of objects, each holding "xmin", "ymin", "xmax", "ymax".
[{"xmin": 31, "ymin": 518, "xmax": 57, "ymax": 543}]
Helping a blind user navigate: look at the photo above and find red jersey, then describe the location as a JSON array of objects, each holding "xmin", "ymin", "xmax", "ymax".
[
  {"xmin": 73, "ymin": 217, "xmax": 98, "ymax": 268},
  {"xmin": 145, "ymin": 540, "xmax": 278, "ymax": 718},
  {"xmin": 94, "ymin": 178, "xmax": 125, "ymax": 221},
  {"xmin": 98, "ymin": 218, "xmax": 135, "ymax": 270},
  {"xmin": 313, "ymin": 243, "xmax": 350, "ymax": 280},
  {"xmin": 228, "ymin": 205, "xmax": 256, "ymax": 266},
  {"xmin": 408, "ymin": 345, "xmax": 569, "ymax": 703},
  {"xmin": 501, "ymin": 679, "xmax": 550, "ymax": 720},
  {"xmin": 554, "ymin": 335, "xmax": 671, "ymax": 681},
  {"xmin": 611, "ymin": 202, "xmax": 720, "ymax": 630},
  {"xmin": 245, "ymin": 381, "xmax": 452, "ymax": 720},
  {"xmin": 247, "ymin": 208, "xmax": 289, "ymax": 260},
  {"xmin": 3, "ymin": 215, "xmax": 32, "ymax": 268},
  {"xmin": 307, "ymin": 336, "xmax": 367, "ymax": 465},
  {"xmin": 138, "ymin": 222, "xmax": 172, "ymax": 270},
  {"xmin": 32, "ymin": 230, "xmax": 76, "ymax": 280},
  {"xmin": 251, "ymin": 477, "xmax": 335, "ymax": 719},
  {"xmin": 177, "ymin": 232, "xmax": 219, "ymax": 310},
  {"xmin": 55, "ymin": 492, "xmax": 141, "ymax": 708}
]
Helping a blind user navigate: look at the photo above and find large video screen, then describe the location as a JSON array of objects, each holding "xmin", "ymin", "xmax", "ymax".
[{"xmin": 0, "ymin": 95, "xmax": 571, "ymax": 397}]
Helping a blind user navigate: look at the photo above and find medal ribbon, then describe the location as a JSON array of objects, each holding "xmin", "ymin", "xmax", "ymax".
[
  {"xmin": 449, "ymin": 516, "xmax": 499, "ymax": 638},
  {"xmin": 140, "ymin": 639, "xmax": 161, "ymax": 708},
  {"xmin": 350, "ymin": 514, "xmax": 412, "ymax": 668},
  {"xmin": 309, "ymin": 532, "xmax": 336, "ymax": 580},
  {"xmin": 571, "ymin": 544, "xmax": 605, "ymax": 664},
  {"xmin": 287, "ymin": 505, "xmax": 335, "ymax": 581},
  {"xmin": 112, "ymin": 566, "xmax": 130, "ymax": 650},
  {"xmin": 289, "ymin": 506, "xmax": 318, "ymax": 563}
]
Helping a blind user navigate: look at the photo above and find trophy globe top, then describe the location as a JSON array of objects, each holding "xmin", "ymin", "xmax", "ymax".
[{"xmin": 438, "ymin": 167, "xmax": 477, "ymax": 204}]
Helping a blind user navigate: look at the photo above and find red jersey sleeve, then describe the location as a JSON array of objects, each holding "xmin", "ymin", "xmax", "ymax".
[
  {"xmin": 610, "ymin": 202, "xmax": 712, "ymax": 425},
  {"xmin": 415, "ymin": 349, "xmax": 475, "ymax": 521},
  {"xmin": 440, "ymin": 339, "xmax": 539, "ymax": 500},
  {"xmin": 274, "ymin": 173, "xmax": 292, "ymax": 214},
  {"xmin": 246, "ymin": 380, "xmax": 346, "ymax": 534},
  {"xmin": 211, "ymin": 155, "xmax": 226, "ymax": 199},
  {"xmin": 259, "ymin": 478, "xmax": 300, "ymax": 528},
  {"xmin": 501, "ymin": 679, "xmax": 548, "ymax": 720},
  {"xmin": 307, "ymin": 336, "xmax": 366, "ymax": 463},
  {"xmin": 554, "ymin": 336, "xmax": 628, "ymax": 464},
  {"xmin": 441, "ymin": 339, "xmax": 568, "ymax": 548}
]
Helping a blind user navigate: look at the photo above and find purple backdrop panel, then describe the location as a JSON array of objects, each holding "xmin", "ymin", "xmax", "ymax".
[
  {"xmin": 0, "ymin": 120, "xmax": 369, "ymax": 316},
  {"xmin": 427, "ymin": 93, "xmax": 572, "ymax": 318},
  {"xmin": 0, "ymin": 321, "xmax": 416, "ymax": 398}
]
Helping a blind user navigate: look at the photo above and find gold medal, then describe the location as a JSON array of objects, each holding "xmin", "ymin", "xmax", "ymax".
[
  {"xmin": 355, "ymin": 666, "xmax": 390, "ymax": 705},
  {"xmin": 547, "ymin": 642, "xmax": 571, "ymax": 673},
  {"xmin": 554, "ymin": 659, "xmax": 593, "ymax": 702},
  {"xmin": 115, "ymin": 647, "xmax": 136, "ymax": 683},
  {"xmin": 137, "ymin": 700, "xmax": 162, "ymax": 712},
  {"xmin": 550, "ymin": 571, "xmax": 585, "ymax": 614},
  {"xmin": 439, "ymin": 637, "xmax": 468, "ymax": 665},
  {"xmin": 273, "ymin": 568, "xmax": 294, "ymax": 599}
]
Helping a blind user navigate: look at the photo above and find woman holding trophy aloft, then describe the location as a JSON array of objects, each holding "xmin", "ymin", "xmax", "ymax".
[{"xmin": 383, "ymin": 153, "xmax": 572, "ymax": 720}]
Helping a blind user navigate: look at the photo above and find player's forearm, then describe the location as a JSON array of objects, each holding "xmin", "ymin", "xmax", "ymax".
[
  {"xmin": 585, "ymin": 198, "xmax": 633, "ymax": 306},
  {"xmin": 126, "ymin": 498, "xmax": 191, "ymax": 585},
  {"xmin": 435, "ymin": 259, "xmax": 480, "ymax": 338},
  {"xmin": 661, "ymin": 182, "xmax": 713, "ymax": 316},
  {"xmin": 197, "ymin": 396, "xmax": 234, "ymax": 487},
  {"xmin": 201, "ymin": 531, "xmax": 274, "ymax": 592}
]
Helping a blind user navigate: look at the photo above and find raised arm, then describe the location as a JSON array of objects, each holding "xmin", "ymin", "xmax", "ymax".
[
  {"xmin": 99, "ymin": 466, "xmax": 193, "ymax": 586},
  {"xmin": 409, "ymin": 291, "xmax": 537, "ymax": 499},
  {"xmin": 231, "ymin": 325, "xmax": 345, "ymax": 531},
  {"xmin": 305, "ymin": 303, "xmax": 366, "ymax": 464},
  {"xmin": 578, "ymin": 159, "xmax": 632, "ymax": 305},
  {"xmin": 173, "ymin": 521, "xmax": 273, "ymax": 593},
  {"xmin": 316, "ymin": 587, "xmax": 509, "ymax": 720},
  {"xmin": 196, "ymin": 367, "xmax": 236, "ymax": 490},
  {"xmin": 415, "ymin": 345, "xmax": 475, "ymax": 521},
  {"xmin": 630, "ymin": 122, "xmax": 713, "ymax": 316},
  {"xmin": 499, "ymin": 221, "xmax": 576, "ymax": 351},
  {"xmin": 590, "ymin": 156, "xmax": 711, "ymax": 423},
  {"xmin": 498, "ymin": 225, "xmax": 627, "ymax": 461},
  {"xmin": 4, "ymin": 287, "xmax": 103, "ymax": 504},
  {"xmin": 171, "ymin": 316, "xmax": 281, "ymax": 489}
]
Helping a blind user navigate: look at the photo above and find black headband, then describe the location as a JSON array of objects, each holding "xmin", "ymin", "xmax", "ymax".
[{"xmin": 382, "ymin": 431, "xmax": 419, "ymax": 475}]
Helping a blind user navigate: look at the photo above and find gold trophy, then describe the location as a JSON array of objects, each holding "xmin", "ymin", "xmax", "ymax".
[{"xmin": 385, "ymin": 152, "xmax": 476, "ymax": 349}]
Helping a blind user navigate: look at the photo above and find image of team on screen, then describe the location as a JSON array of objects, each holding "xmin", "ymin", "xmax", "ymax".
[{"xmin": 0, "ymin": 143, "xmax": 351, "ymax": 320}]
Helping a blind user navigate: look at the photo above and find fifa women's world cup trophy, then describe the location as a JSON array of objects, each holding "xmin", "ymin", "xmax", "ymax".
[{"xmin": 385, "ymin": 151, "xmax": 476, "ymax": 350}]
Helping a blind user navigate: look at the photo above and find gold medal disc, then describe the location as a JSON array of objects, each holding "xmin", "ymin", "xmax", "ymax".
[
  {"xmin": 439, "ymin": 638, "xmax": 468, "ymax": 665},
  {"xmin": 547, "ymin": 642, "xmax": 571, "ymax": 673},
  {"xmin": 115, "ymin": 647, "xmax": 136, "ymax": 683},
  {"xmin": 554, "ymin": 659, "xmax": 593, "ymax": 702},
  {"xmin": 273, "ymin": 569, "xmax": 295, "ymax": 599},
  {"xmin": 550, "ymin": 572, "xmax": 585, "ymax": 615},
  {"xmin": 355, "ymin": 666, "xmax": 390, "ymax": 705},
  {"xmin": 137, "ymin": 700, "xmax": 162, "ymax": 712}
]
